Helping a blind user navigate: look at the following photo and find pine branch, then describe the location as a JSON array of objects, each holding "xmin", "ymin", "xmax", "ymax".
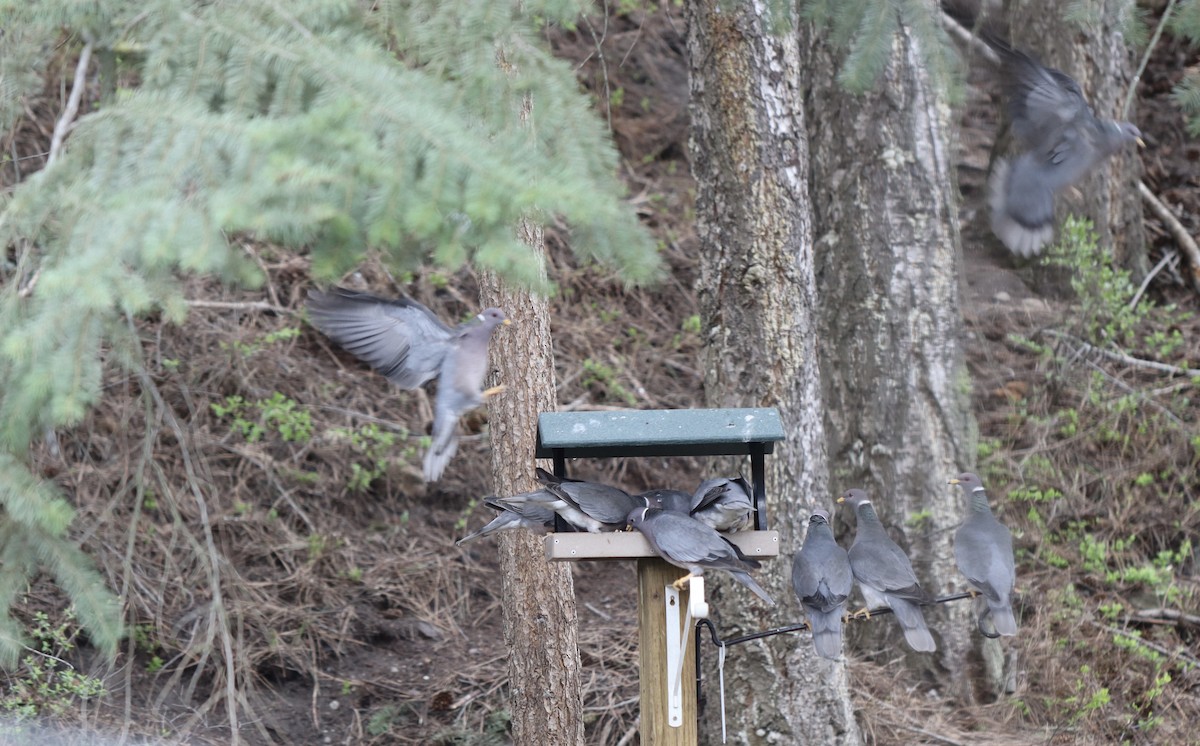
[
  {"xmin": 0, "ymin": 0, "xmax": 660, "ymax": 674},
  {"xmin": 47, "ymin": 41, "xmax": 94, "ymax": 167}
]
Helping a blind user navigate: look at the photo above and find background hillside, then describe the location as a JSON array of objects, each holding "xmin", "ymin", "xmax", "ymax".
[{"xmin": 1, "ymin": 2, "xmax": 1198, "ymax": 744}]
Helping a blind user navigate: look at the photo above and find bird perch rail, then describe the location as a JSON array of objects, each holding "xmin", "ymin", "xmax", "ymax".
[{"xmin": 692, "ymin": 591, "xmax": 981, "ymax": 741}]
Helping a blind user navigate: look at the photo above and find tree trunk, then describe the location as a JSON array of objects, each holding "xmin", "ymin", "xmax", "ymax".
[
  {"xmin": 1005, "ymin": 0, "xmax": 1147, "ymax": 277},
  {"xmin": 479, "ymin": 220, "xmax": 584, "ymax": 745},
  {"xmin": 688, "ymin": 2, "xmax": 861, "ymax": 743},
  {"xmin": 800, "ymin": 4, "xmax": 979, "ymax": 701}
]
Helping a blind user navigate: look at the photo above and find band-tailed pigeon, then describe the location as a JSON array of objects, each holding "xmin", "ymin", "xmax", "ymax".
[
  {"xmin": 637, "ymin": 488, "xmax": 693, "ymax": 514},
  {"xmin": 838, "ymin": 489, "xmax": 936, "ymax": 652},
  {"xmin": 690, "ymin": 477, "xmax": 754, "ymax": 533},
  {"xmin": 950, "ymin": 473, "xmax": 1017, "ymax": 637},
  {"xmin": 492, "ymin": 470, "xmax": 637, "ymax": 532},
  {"xmin": 985, "ymin": 34, "xmax": 1143, "ymax": 257},
  {"xmin": 792, "ymin": 508, "xmax": 853, "ymax": 660},
  {"xmin": 627, "ymin": 506, "xmax": 775, "ymax": 606},
  {"xmin": 306, "ymin": 287, "xmax": 509, "ymax": 482},
  {"xmin": 456, "ymin": 496, "xmax": 555, "ymax": 546},
  {"xmin": 536, "ymin": 468, "xmax": 642, "ymax": 530}
]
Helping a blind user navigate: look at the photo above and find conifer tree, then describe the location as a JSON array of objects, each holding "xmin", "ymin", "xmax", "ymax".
[{"xmin": 0, "ymin": 0, "xmax": 657, "ymax": 666}]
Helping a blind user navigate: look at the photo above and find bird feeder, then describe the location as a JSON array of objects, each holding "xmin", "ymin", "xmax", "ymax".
[{"xmin": 534, "ymin": 408, "xmax": 784, "ymax": 746}]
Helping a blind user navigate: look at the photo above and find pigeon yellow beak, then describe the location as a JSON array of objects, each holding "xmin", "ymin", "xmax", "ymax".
[
  {"xmin": 948, "ymin": 478, "xmax": 962, "ymax": 485},
  {"xmin": 502, "ymin": 318, "xmax": 512, "ymax": 326},
  {"xmin": 836, "ymin": 496, "xmax": 846, "ymax": 504},
  {"xmin": 1136, "ymin": 137, "xmax": 1146, "ymax": 149}
]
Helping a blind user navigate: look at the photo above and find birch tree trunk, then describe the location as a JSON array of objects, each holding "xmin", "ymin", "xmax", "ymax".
[
  {"xmin": 1004, "ymin": 0, "xmax": 1147, "ymax": 277},
  {"xmin": 688, "ymin": 2, "xmax": 861, "ymax": 742},
  {"xmin": 800, "ymin": 4, "xmax": 979, "ymax": 701},
  {"xmin": 480, "ymin": 220, "xmax": 583, "ymax": 744}
]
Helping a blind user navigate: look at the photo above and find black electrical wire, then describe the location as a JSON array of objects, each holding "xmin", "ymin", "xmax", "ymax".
[{"xmin": 694, "ymin": 591, "xmax": 979, "ymax": 715}]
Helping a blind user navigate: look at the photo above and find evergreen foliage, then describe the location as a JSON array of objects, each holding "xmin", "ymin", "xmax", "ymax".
[
  {"xmin": 1170, "ymin": 0, "xmax": 1200, "ymax": 134},
  {"xmin": 801, "ymin": 0, "xmax": 961, "ymax": 100},
  {"xmin": 1064, "ymin": 0, "xmax": 1148, "ymax": 49},
  {"xmin": 0, "ymin": 0, "xmax": 658, "ymax": 666}
]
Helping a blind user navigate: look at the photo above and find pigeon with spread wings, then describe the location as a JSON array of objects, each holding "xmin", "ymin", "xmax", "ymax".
[{"xmin": 307, "ymin": 287, "xmax": 509, "ymax": 482}]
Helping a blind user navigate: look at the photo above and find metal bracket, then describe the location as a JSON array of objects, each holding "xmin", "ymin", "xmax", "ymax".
[
  {"xmin": 664, "ymin": 585, "xmax": 683, "ymax": 728},
  {"xmin": 664, "ymin": 575, "xmax": 708, "ymax": 729}
]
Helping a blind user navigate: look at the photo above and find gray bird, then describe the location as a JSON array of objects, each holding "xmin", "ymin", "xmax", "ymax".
[
  {"xmin": 950, "ymin": 472, "xmax": 1017, "ymax": 637},
  {"xmin": 838, "ymin": 489, "xmax": 936, "ymax": 652},
  {"xmin": 456, "ymin": 496, "xmax": 555, "ymax": 546},
  {"xmin": 493, "ymin": 470, "xmax": 637, "ymax": 532},
  {"xmin": 985, "ymin": 34, "xmax": 1143, "ymax": 257},
  {"xmin": 792, "ymin": 507, "xmax": 853, "ymax": 660},
  {"xmin": 626, "ymin": 506, "xmax": 775, "ymax": 606},
  {"xmin": 537, "ymin": 470, "xmax": 643, "ymax": 530},
  {"xmin": 637, "ymin": 488, "xmax": 693, "ymax": 514},
  {"xmin": 690, "ymin": 477, "xmax": 754, "ymax": 532},
  {"xmin": 306, "ymin": 287, "xmax": 510, "ymax": 482}
]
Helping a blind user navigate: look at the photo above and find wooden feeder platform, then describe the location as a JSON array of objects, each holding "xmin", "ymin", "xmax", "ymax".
[{"xmin": 533, "ymin": 407, "xmax": 785, "ymax": 745}]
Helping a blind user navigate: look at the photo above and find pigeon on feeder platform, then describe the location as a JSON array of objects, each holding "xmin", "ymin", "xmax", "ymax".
[
  {"xmin": 689, "ymin": 477, "xmax": 755, "ymax": 533},
  {"xmin": 792, "ymin": 507, "xmax": 853, "ymax": 660},
  {"xmin": 838, "ymin": 489, "xmax": 936, "ymax": 652},
  {"xmin": 306, "ymin": 287, "xmax": 510, "ymax": 482},
  {"xmin": 456, "ymin": 496, "xmax": 555, "ymax": 546},
  {"xmin": 950, "ymin": 472, "xmax": 1018, "ymax": 637},
  {"xmin": 492, "ymin": 470, "xmax": 638, "ymax": 532},
  {"xmin": 535, "ymin": 468, "xmax": 642, "ymax": 530},
  {"xmin": 637, "ymin": 488, "xmax": 693, "ymax": 515},
  {"xmin": 627, "ymin": 506, "xmax": 775, "ymax": 607}
]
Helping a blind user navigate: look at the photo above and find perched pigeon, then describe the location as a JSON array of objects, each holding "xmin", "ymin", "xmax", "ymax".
[
  {"xmin": 627, "ymin": 506, "xmax": 775, "ymax": 606},
  {"xmin": 306, "ymin": 287, "xmax": 509, "ymax": 482},
  {"xmin": 456, "ymin": 496, "xmax": 555, "ymax": 546},
  {"xmin": 637, "ymin": 488, "xmax": 693, "ymax": 514},
  {"xmin": 690, "ymin": 477, "xmax": 755, "ymax": 533},
  {"xmin": 792, "ymin": 508, "xmax": 853, "ymax": 660},
  {"xmin": 838, "ymin": 489, "xmax": 936, "ymax": 652},
  {"xmin": 985, "ymin": 34, "xmax": 1143, "ymax": 257},
  {"xmin": 535, "ymin": 468, "xmax": 642, "ymax": 530},
  {"xmin": 492, "ymin": 470, "xmax": 637, "ymax": 532},
  {"xmin": 950, "ymin": 473, "xmax": 1017, "ymax": 637}
]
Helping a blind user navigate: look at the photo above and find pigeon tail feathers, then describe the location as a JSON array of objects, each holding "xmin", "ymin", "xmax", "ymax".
[
  {"xmin": 731, "ymin": 572, "xmax": 776, "ymax": 607},
  {"xmin": 808, "ymin": 610, "xmax": 845, "ymax": 660}
]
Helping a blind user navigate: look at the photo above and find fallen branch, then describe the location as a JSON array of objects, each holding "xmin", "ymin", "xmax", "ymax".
[
  {"xmin": 1139, "ymin": 181, "xmax": 1200, "ymax": 294},
  {"xmin": 1133, "ymin": 607, "xmax": 1200, "ymax": 628},
  {"xmin": 1129, "ymin": 250, "xmax": 1177, "ymax": 310},
  {"xmin": 1088, "ymin": 619, "xmax": 1200, "ymax": 667},
  {"xmin": 1039, "ymin": 329, "xmax": 1196, "ymax": 377},
  {"xmin": 1123, "ymin": 0, "xmax": 1178, "ymax": 119},
  {"xmin": 940, "ymin": 11, "xmax": 1000, "ymax": 66},
  {"xmin": 186, "ymin": 299, "xmax": 293, "ymax": 314}
]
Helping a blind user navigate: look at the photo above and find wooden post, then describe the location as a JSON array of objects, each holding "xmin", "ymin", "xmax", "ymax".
[{"xmin": 637, "ymin": 558, "xmax": 698, "ymax": 745}]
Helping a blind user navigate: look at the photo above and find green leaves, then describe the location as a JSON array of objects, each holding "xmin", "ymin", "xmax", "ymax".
[{"xmin": 0, "ymin": 0, "xmax": 660, "ymax": 669}]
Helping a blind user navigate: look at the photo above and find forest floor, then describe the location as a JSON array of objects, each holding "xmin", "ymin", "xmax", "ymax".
[{"xmin": 3, "ymin": 4, "xmax": 1199, "ymax": 746}]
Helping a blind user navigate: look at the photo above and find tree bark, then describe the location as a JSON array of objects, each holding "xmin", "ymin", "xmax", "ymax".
[
  {"xmin": 800, "ymin": 4, "xmax": 979, "ymax": 701},
  {"xmin": 688, "ymin": 2, "xmax": 861, "ymax": 743},
  {"xmin": 479, "ymin": 219, "xmax": 584, "ymax": 745},
  {"xmin": 1004, "ymin": 0, "xmax": 1147, "ymax": 277}
]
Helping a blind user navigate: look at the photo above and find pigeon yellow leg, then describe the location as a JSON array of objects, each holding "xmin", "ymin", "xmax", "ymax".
[
  {"xmin": 847, "ymin": 607, "xmax": 872, "ymax": 621},
  {"xmin": 482, "ymin": 384, "xmax": 506, "ymax": 398},
  {"xmin": 671, "ymin": 573, "xmax": 695, "ymax": 591}
]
